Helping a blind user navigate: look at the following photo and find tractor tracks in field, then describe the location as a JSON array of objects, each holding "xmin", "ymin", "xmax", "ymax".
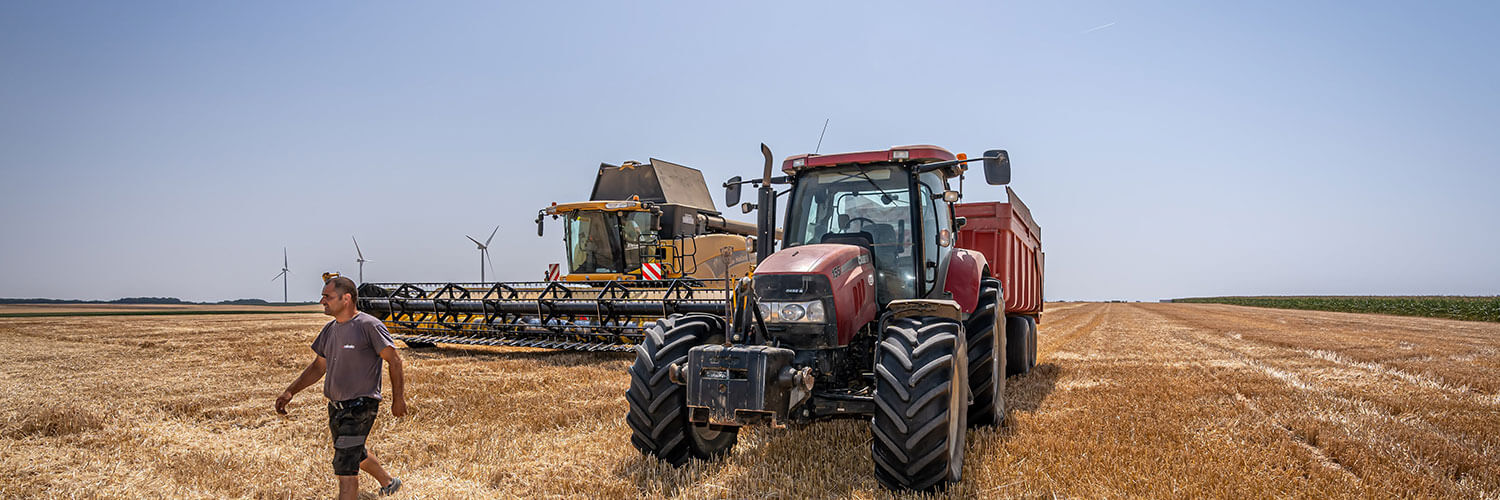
[
  {"xmin": 1035, "ymin": 303, "xmax": 1109, "ymax": 362},
  {"xmin": 1156, "ymin": 305, "xmax": 1500, "ymax": 408},
  {"xmin": 1138, "ymin": 304, "xmax": 1500, "ymax": 496}
]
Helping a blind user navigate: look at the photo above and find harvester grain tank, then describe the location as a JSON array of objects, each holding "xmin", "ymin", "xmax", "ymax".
[
  {"xmin": 625, "ymin": 144, "xmax": 1043, "ymax": 492},
  {"xmin": 356, "ymin": 158, "xmax": 761, "ymax": 352}
]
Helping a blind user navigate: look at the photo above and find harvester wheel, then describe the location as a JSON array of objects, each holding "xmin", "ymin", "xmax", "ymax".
[
  {"xmin": 625, "ymin": 314, "xmax": 738, "ymax": 466},
  {"xmin": 1005, "ymin": 315, "xmax": 1031, "ymax": 377},
  {"xmin": 965, "ymin": 278, "xmax": 1005, "ymax": 428},
  {"xmin": 872, "ymin": 316, "xmax": 967, "ymax": 492}
]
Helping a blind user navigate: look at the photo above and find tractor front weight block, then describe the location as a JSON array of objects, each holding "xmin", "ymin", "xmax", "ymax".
[{"xmin": 685, "ymin": 345, "xmax": 810, "ymax": 428}]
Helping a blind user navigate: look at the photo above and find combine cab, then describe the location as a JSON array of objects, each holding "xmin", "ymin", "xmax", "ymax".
[{"xmin": 357, "ymin": 158, "xmax": 759, "ymax": 352}]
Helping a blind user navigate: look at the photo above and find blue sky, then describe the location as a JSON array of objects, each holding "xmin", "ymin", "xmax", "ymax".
[{"xmin": 1, "ymin": 1, "xmax": 1496, "ymax": 302}]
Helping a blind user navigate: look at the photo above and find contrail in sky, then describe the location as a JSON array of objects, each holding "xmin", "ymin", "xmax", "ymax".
[{"xmin": 1082, "ymin": 22, "xmax": 1117, "ymax": 34}]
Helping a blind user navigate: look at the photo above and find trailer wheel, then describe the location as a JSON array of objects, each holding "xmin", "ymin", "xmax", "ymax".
[
  {"xmin": 625, "ymin": 314, "xmax": 738, "ymax": 466},
  {"xmin": 1024, "ymin": 316, "xmax": 1038, "ymax": 371},
  {"xmin": 1005, "ymin": 315, "xmax": 1031, "ymax": 377},
  {"xmin": 965, "ymin": 278, "xmax": 1005, "ymax": 428},
  {"xmin": 872, "ymin": 316, "xmax": 967, "ymax": 492}
]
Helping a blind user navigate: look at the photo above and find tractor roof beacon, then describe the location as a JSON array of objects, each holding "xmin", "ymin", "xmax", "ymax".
[{"xmin": 626, "ymin": 144, "xmax": 1041, "ymax": 492}]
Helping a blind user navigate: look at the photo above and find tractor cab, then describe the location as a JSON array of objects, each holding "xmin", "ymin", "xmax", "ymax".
[{"xmin": 779, "ymin": 148, "xmax": 963, "ymax": 304}]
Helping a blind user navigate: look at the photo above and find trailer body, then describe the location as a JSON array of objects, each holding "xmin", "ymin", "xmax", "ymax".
[{"xmin": 954, "ymin": 187, "xmax": 1043, "ymax": 317}]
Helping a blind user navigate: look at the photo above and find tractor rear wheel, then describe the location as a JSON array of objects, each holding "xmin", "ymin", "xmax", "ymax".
[
  {"xmin": 965, "ymin": 277, "xmax": 1005, "ymax": 428},
  {"xmin": 872, "ymin": 316, "xmax": 968, "ymax": 492},
  {"xmin": 1005, "ymin": 315, "xmax": 1031, "ymax": 377},
  {"xmin": 625, "ymin": 314, "xmax": 738, "ymax": 465}
]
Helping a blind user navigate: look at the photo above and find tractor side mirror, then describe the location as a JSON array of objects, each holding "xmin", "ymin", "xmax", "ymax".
[
  {"xmin": 725, "ymin": 176, "xmax": 743, "ymax": 207},
  {"xmin": 536, "ymin": 216, "xmax": 545, "ymax": 237},
  {"xmin": 982, "ymin": 149, "xmax": 1011, "ymax": 185},
  {"xmin": 942, "ymin": 190, "xmax": 960, "ymax": 203}
]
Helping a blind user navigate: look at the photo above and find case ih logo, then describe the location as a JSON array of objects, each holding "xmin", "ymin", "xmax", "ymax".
[{"xmin": 641, "ymin": 262, "xmax": 663, "ymax": 280}]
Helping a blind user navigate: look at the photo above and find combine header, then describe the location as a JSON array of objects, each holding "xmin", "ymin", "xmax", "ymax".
[{"xmin": 356, "ymin": 158, "xmax": 757, "ymax": 351}]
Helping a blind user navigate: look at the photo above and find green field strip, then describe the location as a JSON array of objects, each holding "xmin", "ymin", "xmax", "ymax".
[{"xmin": 1172, "ymin": 296, "xmax": 1500, "ymax": 322}]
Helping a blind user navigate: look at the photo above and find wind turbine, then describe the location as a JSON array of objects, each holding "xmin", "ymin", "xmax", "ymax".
[
  {"xmin": 466, "ymin": 225, "xmax": 498, "ymax": 282},
  {"xmin": 271, "ymin": 248, "xmax": 289, "ymax": 303},
  {"xmin": 352, "ymin": 236, "xmax": 369, "ymax": 283}
]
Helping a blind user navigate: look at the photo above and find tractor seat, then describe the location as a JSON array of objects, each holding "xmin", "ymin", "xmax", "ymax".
[
  {"xmin": 866, "ymin": 223, "xmax": 899, "ymax": 267},
  {"xmin": 820, "ymin": 231, "xmax": 874, "ymax": 251}
]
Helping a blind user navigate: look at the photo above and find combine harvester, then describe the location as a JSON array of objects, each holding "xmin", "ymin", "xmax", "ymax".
[
  {"xmin": 623, "ymin": 144, "xmax": 1043, "ymax": 492},
  {"xmin": 356, "ymin": 159, "xmax": 760, "ymax": 351}
]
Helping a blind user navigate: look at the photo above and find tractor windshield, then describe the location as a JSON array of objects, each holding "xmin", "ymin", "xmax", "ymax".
[
  {"xmin": 784, "ymin": 165, "xmax": 925, "ymax": 302},
  {"xmin": 564, "ymin": 210, "xmax": 657, "ymax": 275}
]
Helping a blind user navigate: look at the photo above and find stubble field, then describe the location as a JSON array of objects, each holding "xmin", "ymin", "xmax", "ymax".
[{"xmin": 2, "ymin": 303, "xmax": 1498, "ymax": 499}]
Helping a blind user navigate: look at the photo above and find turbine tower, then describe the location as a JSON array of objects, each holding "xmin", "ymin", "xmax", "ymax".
[
  {"xmin": 271, "ymin": 248, "xmax": 289, "ymax": 303},
  {"xmin": 466, "ymin": 225, "xmax": 498, "ymax": 282},
  {"xmin": 352, "ymin": 236, "xmax": 369, "ymax": 283}
]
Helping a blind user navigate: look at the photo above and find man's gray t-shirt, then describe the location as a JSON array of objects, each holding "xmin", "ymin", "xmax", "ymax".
[{"xmin": 311, "ymin": 311, "xmax": 395, "ymax": 402}]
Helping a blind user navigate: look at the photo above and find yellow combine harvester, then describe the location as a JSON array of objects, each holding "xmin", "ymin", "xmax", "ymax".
[{"xmin": 356, "ymin": 158, "xmax": 759, "ymax": 351}]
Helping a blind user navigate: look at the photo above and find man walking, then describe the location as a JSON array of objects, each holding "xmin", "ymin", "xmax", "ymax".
[{"xmin": 276, "ymin": 276, "xmax": 407, "ymax": 498}]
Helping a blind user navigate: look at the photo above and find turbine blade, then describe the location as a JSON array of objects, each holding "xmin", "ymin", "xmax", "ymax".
[
  {"xmin": 466, "ymin": 235, "xmax": 483, "ymax": 247},
  {"xmin": 485, "ymin": 225, "xmax": 499, "ymax": 246},
  {"xmin": 353, "ymin": 236, "xmax": 364, "ymax": 259},
  {"xmin": 486, "ymin": 249, "xmax": 496, "ymax": 278}
]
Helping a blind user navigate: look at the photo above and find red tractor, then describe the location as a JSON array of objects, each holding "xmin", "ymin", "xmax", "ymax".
[{"xmin": 625, "ymin": 144, "xmax": 1041, "ymax": 491}]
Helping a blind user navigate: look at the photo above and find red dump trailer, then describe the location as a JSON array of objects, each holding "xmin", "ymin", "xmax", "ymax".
[{"xmin": 955, "ymin": 187, "xmax": 1043, "ymax": 376}]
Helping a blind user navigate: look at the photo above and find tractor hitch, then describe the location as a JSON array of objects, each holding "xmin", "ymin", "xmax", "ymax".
[{"xmin": 683, "ymin": 344, "xmax": 813, "ymax": 427}]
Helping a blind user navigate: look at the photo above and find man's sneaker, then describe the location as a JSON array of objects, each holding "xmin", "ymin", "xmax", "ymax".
[{"xmin": 379, "ymin": 477, "xmax": 402, "ymax": 496}]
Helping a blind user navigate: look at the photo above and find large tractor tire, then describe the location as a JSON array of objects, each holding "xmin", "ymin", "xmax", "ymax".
[
  {"xmin": 625, "ymin": 314, "xmax": 738, "ymax": 465},
  {"xmin": 1005, "ymin": 315, "xmax": 1031, "ymax": 377},
  {"xmin": 965, "ymin": 277, "xmax": 1006, "ymax": 428},
  {"xmin": 872, "ymin": 316, "xmax": 968, "ymax": 492}
]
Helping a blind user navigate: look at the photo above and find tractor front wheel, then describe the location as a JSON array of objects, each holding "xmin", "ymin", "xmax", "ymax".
[
  {"xmin": 872, "ymin": 316, "xmax": 968, "ymax": 492},
  {"xmin": 625, "ymin": 314, "xmax": 738, "ymax": 465}
]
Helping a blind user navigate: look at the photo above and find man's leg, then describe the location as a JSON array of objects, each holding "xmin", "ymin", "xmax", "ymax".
[
  {"xmin": 337, "ymin": 476, "xmax": 359, "ymax": 500},
  {"xmin": 360, "ymin": 450, "xmax": 393, "ymax": 488}
]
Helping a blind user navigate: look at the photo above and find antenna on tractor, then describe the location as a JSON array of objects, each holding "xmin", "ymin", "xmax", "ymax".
[
  {"xmin": 352, "ymin": 236, "xmax": 369, "ymax": 283},
  {"xmin": 466, "ymin": 225, "xmax": 499, "ymax": 282},
  {"xmin": 813, "ymin": 118, "xmax": 829, "ymax": 155},
  {"xmin": 271, "ymin": 247, "xmax": 290, "ymax": 303}
]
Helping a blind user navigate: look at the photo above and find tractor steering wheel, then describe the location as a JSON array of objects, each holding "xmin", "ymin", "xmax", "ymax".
[{"xmin": 846, "ymin": 216, "xmax": 875, "ymax": 232}]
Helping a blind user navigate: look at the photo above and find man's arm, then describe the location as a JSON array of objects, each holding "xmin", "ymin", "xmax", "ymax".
[
  {"xmin": 379, "ymin": 346, "xmax": 406, "ymax": 417},
  {"xmin": 275, "ymin": 355, "xmax": 326, "ymax": 414}
]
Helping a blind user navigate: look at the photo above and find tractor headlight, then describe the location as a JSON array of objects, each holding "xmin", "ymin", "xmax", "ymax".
[
  {"xmin": 781, "ymin": 303, "xmax": 805, "ymax": 321},
  {"xmin": 758, "ymin": 300, "xmax": 827, "ymax": 323}
]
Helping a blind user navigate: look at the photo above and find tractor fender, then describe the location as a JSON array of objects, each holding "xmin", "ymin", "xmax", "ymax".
[
  {"xmin": 943, "ymin": 248, "xmax": 990, "ymax": 315},
  {"xmin": 887, "ymin": 299, "xmax": 963, "ymax": 322}
]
